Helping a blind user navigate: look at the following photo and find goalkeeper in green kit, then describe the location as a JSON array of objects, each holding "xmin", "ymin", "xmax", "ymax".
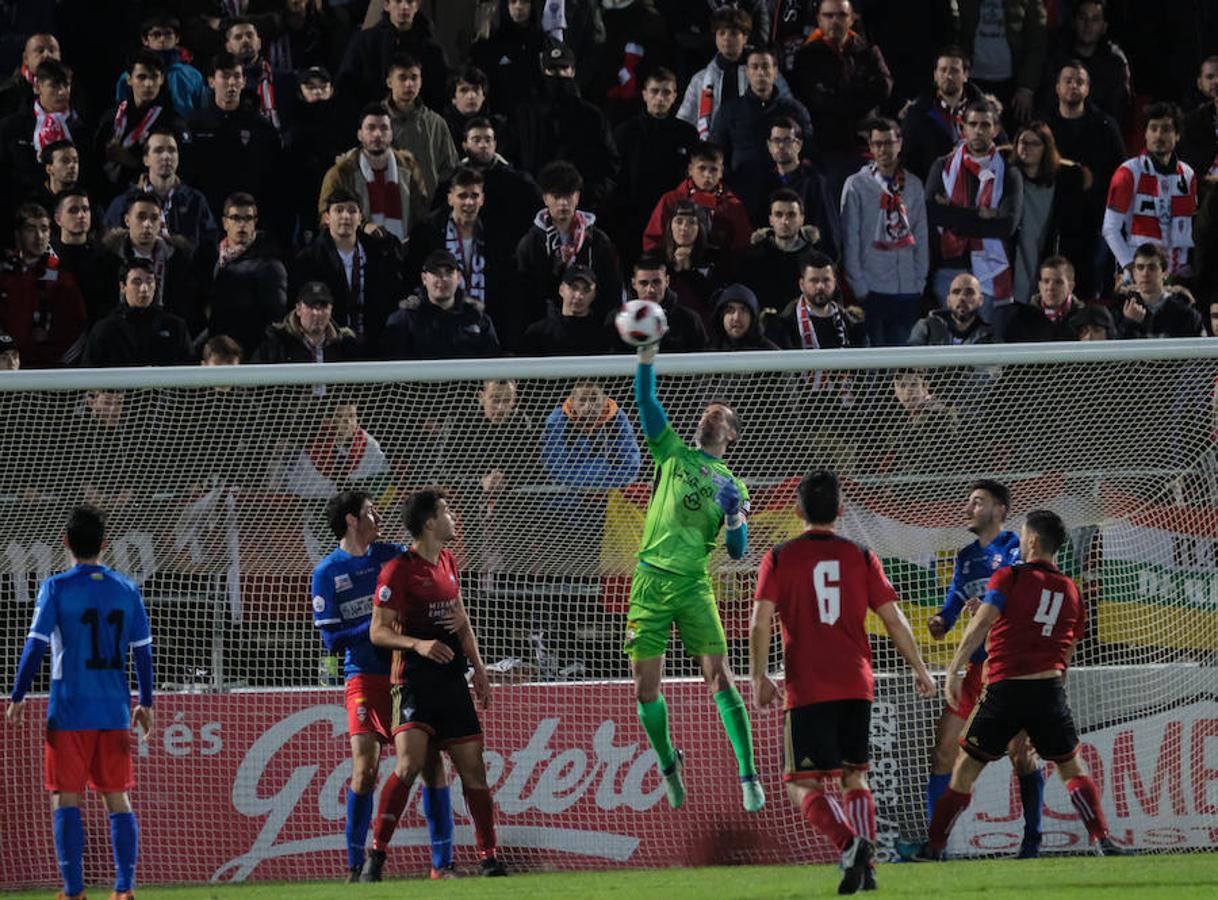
[{"xmin": 626, "ymin": 340, "xmax": 764, "ymax": 813}]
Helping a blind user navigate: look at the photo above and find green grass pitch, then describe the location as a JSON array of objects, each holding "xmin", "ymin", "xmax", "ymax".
[{"xmin": 9, "ymin": 855, "xmax": 1218, "ymax": 900}]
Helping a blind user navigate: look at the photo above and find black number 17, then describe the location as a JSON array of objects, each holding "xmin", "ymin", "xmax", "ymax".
[{"xmin": 81, "ymin": 608, "xmax": 125, "ymax": 670}]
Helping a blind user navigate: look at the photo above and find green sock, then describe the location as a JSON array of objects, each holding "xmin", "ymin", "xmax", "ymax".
[
  {"xmin": 637, "ymin": 695, "xmax": 676, "ymax": 772},
  {"xmin": 715, "ymin": 684, "xmax": 756, "ymax": 778}
]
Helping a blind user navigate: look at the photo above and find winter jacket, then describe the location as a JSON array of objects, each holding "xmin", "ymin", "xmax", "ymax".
[
  {"xmin": 252, "ymin": 311, "xmax": 361, "ymax": 363},
  {"xmin": 0, "ymin": 253, "xmax": 87, "ymax": 368},
  {"xmin": 899, "ymin": 82, "xmax": 992, "ymax": 182},
  {"xmin": 90, "ymin": 99, "xmax": 188, "ymax": 204},
  {"xmin": 516, "ymin": 209, "xmax": 623, "ymax": 322},
  {"xmin": 1115, "ymin": 291, "xmax": 1204, "ymax": 339},
  {"xmin": 1040, "ymin": 31, "xmax": 1131, "ymax": 128},
  {"xmin": 199, "ymin": 233, "xmax": 288, "ymax": 357},
  {"xmin": 184, "ymin": 100, "xmax": 281, "ymax": 224},
  {"xmin": 791, "ymin": 30, "xmax": 892, "ymax": 156},
  {"xmin": 642, "ymin": 177, "xmax": 753, "ymax": 256},
  {"xmin": 519, "ymin": 304, "xmax": 616, "ymax": 356},
  {"xmin": 542, "ymin": 399, "xmax": 640, "ymax": 490},
  {"xmin": 907, "ymin": 309, "xmax": 995, "ymax": 345},
  {"xmin": 1004, "ymin": 294, "xmax": 1085, "ymax": 343},
  {"xmin": 317, "ymin": 147, "xmax": 429, "ymax": 240},
  {"xmin": 96, "ymin": 229, "xmax": 200, "ymax": 332},
  {"xmin": 103, "ymin": 178, "xmax": 218, "ymax": 258},
  {"xmin": 839, "ymin": 163, "xmax": 929, "ymax": 299},
  {"xmin": 767, "ymin": 297, "xmax": 866, "ymax": 349},
  {"xmin": 432, "ymin": 155, "xmax": 543, "ymax": 250},
  {"xmin": 709, "ymin": 88, "xmax": 813, "ymax": 213},
  {"xmin": 469, "ymin": 7, "xmax": 545, "ymax": 121},
  {"xmin": 113, "ymin": 49, "xmax": 206, "ymax": 119},
  {"xmin": 738, "ymin": 228, "xmax": 821, "ymax": 309},
  {"xmin": 381, "ymin": 294, "xmax": 500, "ymax": 360},
  {"xmin": 0, "ymin": 104, "xmax": 88, "ymax": 201},
  {"xmin": 336, "ymin": 12, "xmax": 450, "ymax": 112},
  {"xmin": 676, "ymin": 56, "xmax": 795, "ymax": 135},
  {"xmin": 82, "ymin": 302, "xmax": 194, "ymax": 367},
  {"xmin": 751, "ymin": 160, "xmax": 840, "ymax": 256},
  {"xmin": 387, "ymin": 99, "xmax": 459, "ymax": 199}
]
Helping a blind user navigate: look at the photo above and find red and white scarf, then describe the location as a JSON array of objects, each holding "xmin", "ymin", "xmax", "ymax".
[
  {"xmin": 359, "ymin": 151, "xmax": 405, "ymax": 240},
  {"xmin": 536, "ymin": 208, "xmax": 590, "ymax": 266},
  {"xmin": 445, "ymin": 217, "xmax": 486, "ymax": 306},
  {"xmin": 33, "ymin": 101, "xmax": 71, "ymax": 156},
  {"xmin": 939, "ymin": 144, "xmax": 1013, "ymax": 301},
  {"xmin": 1119, "ymin": 153, "xmax": 1196, "ymax": 254},
  {"xmin": 214, "ymin": 237, "xmax": 248, "ymax": 274},
  {"xmin": 112, "ymin": 101, "xmax": 163, "ymax": 149},
  {"xmin": 307, "ymin": 425, "xmax": 367, "ymax": 484},
  {"xmin": 254, "ymin": 59, "xmax": 280, "ymax": 130},
  {"xmin": 871, "ymin": 164, "xmax": 915, "ymax": 251},
  {"xmin": 695, "ymin": 63, "xmax": 746, "ymax": 140}
]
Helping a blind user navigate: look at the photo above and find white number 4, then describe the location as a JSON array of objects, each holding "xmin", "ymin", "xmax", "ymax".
[
  {"xmin": 1033, "ymin": 589, "xmax": 1063, "ymax": 636},
  {"xmin": 813, "ymin": 560, "xmax": 841, "ymax": 625}
]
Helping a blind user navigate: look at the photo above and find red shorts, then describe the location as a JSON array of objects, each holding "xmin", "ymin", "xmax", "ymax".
[
  {"xmin": 948, "ymin": 660, "xmax": 984, "ymax": 720},
  {"xmin": 45, "ymin": 729, "xmax": 133, "ymax": 794},
  {"xmin": 346, "ymin": 674, "xmax": 393, "ymax": 741}
]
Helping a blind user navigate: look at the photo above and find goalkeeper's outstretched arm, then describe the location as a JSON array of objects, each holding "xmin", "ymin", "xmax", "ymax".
[{"xmin": 634, "ymin": 343, "xmax": 668, "ymax": 441}]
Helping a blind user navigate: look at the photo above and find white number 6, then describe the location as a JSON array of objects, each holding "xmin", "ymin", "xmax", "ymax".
[{"xmin": 813, "ymin": 560, "xmax": 841, "ymax": 625}]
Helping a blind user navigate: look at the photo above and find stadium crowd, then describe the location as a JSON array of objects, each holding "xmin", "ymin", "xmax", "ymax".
[{"xmin": 6, "ymin": 0, "xmax": 1218, "ymax": 372}]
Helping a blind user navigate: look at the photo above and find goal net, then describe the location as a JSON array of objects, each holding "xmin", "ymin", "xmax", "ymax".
[{"xmin": 1, "ymin": 343, "xmax": 1216, "ymax": 888}]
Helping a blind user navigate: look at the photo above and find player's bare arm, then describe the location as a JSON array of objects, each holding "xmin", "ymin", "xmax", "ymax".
[
  {"xmin": 369, "ymin": 605, "xmax": 454, "ymax": 664},
  {"xmin": 747, "ymin": 599, "xmax": 781, "ymax": 709},
  {"xmin": 452, "ymin": 595, "xmax": 491, "ymax": 709},
  {"xmin": 5, "ymin": 699, "xmax": 24, "ymax": 724},
  {"xmin": 874, "ymin": 602, "xmax": 937, "ymax": 698},
  {"xmin": 132, "ymin": 705, "xmax": 154, "ymax": 739},
  {"xmin": 944, "ymin": 603, "xmax": 1000, "ymax": 709}
]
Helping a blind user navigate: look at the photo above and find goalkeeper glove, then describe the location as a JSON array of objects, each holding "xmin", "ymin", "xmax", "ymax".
[
  {"xmin": 714, "ymin": 476, "xmax": 741, "ymax": 517},
  {"xmin": 637, "ymin": 343, "xmax": 659, "ymax": 365}
]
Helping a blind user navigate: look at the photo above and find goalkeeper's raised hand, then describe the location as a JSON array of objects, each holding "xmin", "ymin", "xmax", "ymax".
[
  {"xmin": 715, "ymin": 476, "xmax": 741, "ymax": 518},
  {"xmin": 637, "ymin": 342, "xmax": 659, "ymax": 365}
]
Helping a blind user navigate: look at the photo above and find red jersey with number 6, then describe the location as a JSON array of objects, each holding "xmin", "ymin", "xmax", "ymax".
[
  {"xmin": 754, "ymin": 531, "xmax": 899, "ymax": 708},
  {"xmin": 374, "ymin": 548, "xmax": 465, "ymax": 683},
  {"xmin": 981, "ymin": 561, "xmax": 1084, "ymax": 683}
]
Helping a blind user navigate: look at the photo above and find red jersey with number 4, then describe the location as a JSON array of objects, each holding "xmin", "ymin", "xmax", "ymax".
[
  {"xmin": 374, "ymin": 548, "xmax": 465, "ymax": 682},
  {"xmin": 982, "ymin": 561, "xmax": 1084, "ymax": 683},
  {"xmin": 754, "ymin": 531, "xmax": 899, "ymax": 708}
]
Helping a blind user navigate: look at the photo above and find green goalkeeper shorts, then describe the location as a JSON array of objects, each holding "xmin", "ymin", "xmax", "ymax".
[{"xmin": 624, "ymin": 564, "xmax": 727, "ymax": 660}]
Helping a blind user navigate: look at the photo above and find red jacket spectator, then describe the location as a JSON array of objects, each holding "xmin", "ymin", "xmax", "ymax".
[
  {"xmin": 642, "ymin": 177, "xmax": 752, "ymax": 256},
  {"xmin": 0, "ymin": 249, "xmax": 86, "ymax": 368}
]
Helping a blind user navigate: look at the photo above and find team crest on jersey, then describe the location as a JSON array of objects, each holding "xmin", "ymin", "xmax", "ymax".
[
  {"xmin": 377, "ymin": 585, "xmax": 392, "ymax": 602},
  {"xmin": 334, "ymin": 574, "xmax": 352, "ymax": 590},
  {"xmin": 312, "ymin": 595, "xmax": 326, "ymax": 613}
]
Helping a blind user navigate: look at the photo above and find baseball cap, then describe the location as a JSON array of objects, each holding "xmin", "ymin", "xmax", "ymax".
[
  {"xmin": 422, "ymin": 249, "xmax": 460, "ymax": 273},
  {"xmin": 299, "ymin": 65, "xmax": 332, "ymax": 85},
  {"xmin": 542, "ymin": 40, "xmax": 576, "ymax": 71},
  {"xmin": 297, "ymin": 281, "xmax": 334, "ymax": 308},
  {"xmin": 0, "ymin": 331, "xmax": 17, "ymax": 353},
  {"xmin": 562, "ymin": 265, "xmax": 597, "ymax": 287}
]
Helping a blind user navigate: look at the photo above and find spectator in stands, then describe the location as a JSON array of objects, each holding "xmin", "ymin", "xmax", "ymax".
[
  {"xmin": 122, "ymin": 15, "xmax": 205, "ymax": 119},
  {"xmin": 91, "ymin": 50, "xmax": 186, "ymax": 205},
  {"xmin": 1043, "ymin": 61, "xmax": 1125, "ymax": 300},
  {"xmin": 404, "ymin": 167, "xmax": 518, "ymax": 345},
  {"xmin": 956, "ymin": 0, "xmax": 1047, "ymax": 127},
  {"xmin": 0, "ymin": 33, "xmax": 60, "ymax": 118},
  {"xmin": 861, "ymin": 0, "xmax": 957, "ymax": 110},
  {"xmin": 907, "ymin": 272, "xmax": 995, "ymax": 345},
  {"xmin": 739, "ymin": 189, "xmax": 820, "ymax": 310},
  {"xmin": 29, "ymin": 140, "xmax": 80, "ymax": 215},
  {"xmin": 543, "ymin": 379, "xmax": 640, "ymax": 491},
  {"xmin": 765, "ymin": 253, "xmax": 866, "ymax": 349},
  {"xmin": 1070, "ymin": 304, "xmax": 1115, "ymax": 340},
  {"xmin": 199, "ymin": 193, "xmax": 288, "ymax": 358},
  {"xmin": 223, "ymin": 17, "xmax": 294, "ymax": 137},
  {"xmin": 710, "ymin": 44, "xmax": 812, "ymax": 216},
  {"xmin": 663, "ymin": 1, "xmax": 770, "ymax": 84},
  {"xmin": 587, "ymin": 0, "xmax": 672, "ymax": 125},
  {"xmin": 622, "ymin": 255, "xmax": 707, "ymax": 352},
  {"xmin": 1005, "ymin": 256, "xmax": 1086, "ymax": 342},
  {"xmin": 103, "ymin": 128, "xmax": 217, "ymax": 258},
  {"xmin": 98, "ymin": 191, "xmax": 197, "ymax": 331},
  {"xmin": 276, "ymin": 399, "xmax": 394, "ymax": 501},
  {"xmin": 82, "ymin": 259, "xmax": 193, "ymax": 367},
  {"xmin": 318, "ymin": 102, "xmax": 428, "ymax": 245},
  {"xmin": 519, "ymin": 265, "xmax": 614, "ymax": 356},
  {"xmin": 900, "ymin": 46, "xmax": 991, "ymax": 182},
  {"xmin": 338, "ymin": 0, "xmax": 449, "ymax": 112},
  {"xmin": 51, "ymin": 187, "xmax": 105, "ymax": 322},
  {"xmin": 642, "ymin": 142, "xmax": 752, "ymax": 256},
  {"xmin": 1010, "ymin": 121, "xmax": 1087, "ymax": 304},
  {"xmin": 840, "ymin": 118, "xmax": 929, "ymax": 347},
  {"xmin": 0, "ymin": 60, "xmax": 86, "ymax": 203},
  {"xmin": 185, "ymin": 52, "xmax": 281, "ymax": 229},
  {"xmin": 790, "ymin": 1, "xmax": 892, "ymax": 177},
  {"xmin": 73, "ymin": 389, "xmax": 139, "ymax": 508},
  {"xmin": 751, "ymin": 116, "xmax": 838, "ymax": 254},
  {"xmin": 1182, "ymin": 57, "xmax": 1218, "ymax": 179},
  {"xmin": 1040, "ymin": 0, "xmax": 1131, "ymax": 132},
  {"xmin": 610, "ymin": 68, "xmax": 699, "ymax": 267},
  {"xmin": 442, "ymin": 117, "xmax": 541, "ymax": 249},
  {"xmin": 469, "ymin": 0, "xmax": 545, "ymax": 122},
  {"xmin": 382, "ymin": 249, "xmax": 501, "ymax": 359},
  {"xmin": 440, "ymin": 65, "xmax": 499, "ymax": 148},
  {"xmin": 1103, "ymin": 102, "xmax": 1198, "ymax": 281},
  {"xmin": 676, "ymin": 8, "xmax": 792, "ymax": 140},
  {"xmin": 516, "ymin": 160, "xmax": 623, "ymax": 322},
  {"xmin": 263, "ymin": 0, "xmax": 344, "ymax": 76},
  {"xmin": 1115, "ymin": 243, "xmax": 1204, "ymax": 339},
  {"xmin": 882, "ymin": 369, "xmax": 961, "ymax": 474},
  {"xmin": 292, "ymin": 188, "xmax": 405, "ymax": 354},
  {"xmin": 663, "ymin": 199, "xmax": 727, "ymax": 328},
  {"xmin": 706, "ymin": 283, "xmax": 781, "ymax": 351},
  {"xmin": 201, "ymin": 334, "xmax": 242, "ymax": 366},
  {"xmin": 927, "ymin": 99, "xmax": 1023, "ymax": 339},
  {"xmin": 510, "ymin": 39, "xmax": 619, "ymax": 214},
  {"xmin": 0, "ymin": 203, "xmax": 86, "ymax": 368},
  {"xmin": 283, "ymin": 67, "xmax": 347, "ymax": 246},
  {"xmin": 385, "ymin": 54, "xmax": 459, "ymax": 198},
  {"xmin": 253, "ymin": 281, "xmax": 360, "ymax": 364},
  {"xmin": 535, "ymin": 0, "xmax": 607, "ymax": 94},
  {"xmin": 0, "ymin": 331, "xmax": 18, "ymax": 370}
]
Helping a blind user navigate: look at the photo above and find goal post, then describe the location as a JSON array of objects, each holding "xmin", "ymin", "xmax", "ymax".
[{"xmin": 1, "ymin": 341, "xmax": 1216, "ymax": 887}]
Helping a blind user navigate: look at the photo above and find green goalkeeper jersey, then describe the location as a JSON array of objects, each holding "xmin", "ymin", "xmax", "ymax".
[{"xmin": 637, "ymin": 425, "xmax": 749, "ymax": 578}]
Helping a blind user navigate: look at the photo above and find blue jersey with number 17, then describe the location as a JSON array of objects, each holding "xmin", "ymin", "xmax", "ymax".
[
  {"xmin": 312, "ymin": 542, "xmax": 404, "ymax": 678},
  {"xmin": 27, "ymin": 563, "xmax": 152, "ymax": 731}
]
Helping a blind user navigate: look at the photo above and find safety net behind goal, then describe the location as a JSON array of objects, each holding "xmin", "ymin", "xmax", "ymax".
[{"xmin": 1, "ymin": 345, "xmax": 1215, "ymax": 887}]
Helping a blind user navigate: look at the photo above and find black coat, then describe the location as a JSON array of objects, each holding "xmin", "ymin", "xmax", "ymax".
[
  {"xmin": 790, "ymin": 32, "xmax": 892, "ymax": 156},
  {"xmin": 433, "ymin": 157, "xmax": 542, "ymax": 251},
  {"xmin": 610, "ymin": 112, "xmax": 699, "ymax": 253},
  {"xmin": 738, "ymin": 233, "xmax": 819, "ymax": 310},
  {"xmin": 381, "ymin": 296, "xmax": 501, "ymax": 360},
  {"xmin": 1004, "ymin": 298, "xmax": 1085, "ymax": 343},
  {"xmin": 184, "ymin": 101, "xmax": 281, "ymax": 225},
  {"xmin": 515, "ymin": 217, "xmax": 623, "ymax": 323},
  {"xmin": 200, "ymin": 233, "xmax": 289, "ymax": 357},
  {"xmin": 82, "ymin": 303, "xmax": 194, "ymax": 367},
  {"xmin": 469, "ymin": 12, "xmax": 545, "ymax": 121},
  {"xmin": 751, "ymin": 160, "xmax": 840, "ymax": 256},
  {"xmin": 899, "ymin": 82, "xmax": 993, "ymax": 182},
  {"xmin": 252, "ymin": 315, "xmax": 361, "ymax": 363},
  {"xmin": 519, "ymin": 304, "xmax": 616, "ymax": 356},
  {"xmin": 290, "ymin": 230, "xmax": 405, "ymax": 352},
  {"xmin": 337, "ymin": 13, "xmax": 449, "ymax": 114},
  {"xmin": 0, "ymin": 105, "xmax": 88, "ymax": 202},
  {"xmin": 1116, "ymin": 293, "xmax": 1204, "ymax": 339}
]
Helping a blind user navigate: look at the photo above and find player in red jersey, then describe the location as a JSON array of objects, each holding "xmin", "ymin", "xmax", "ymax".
[
  {"xmin": 363, "ymin": 489, "xmax": 507, "ymax": 880},
  {"xmin": 750, "ymin": 471, "xmax": 937, "ymax": 895},
  {"xmin": 919, "ymin": 509, "xmax": 1125, "ymax": 860}
]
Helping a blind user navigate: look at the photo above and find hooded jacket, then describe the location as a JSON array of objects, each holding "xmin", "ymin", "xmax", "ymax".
[
  {"xmin": 642, "ymin": 177, "xmax": 753, "ymax": 256},
  {"xmin": 706, "ymin": 286, "xmax": 781, "ymax": 352},
  {"xmin": 82, "ymin": 301, "xmax": 194, "ymax": 367},
  {"xmin": 542, "ymin": 396, "xmax": 641, "ymax": 490},
  {"xmin": 386, "ymin": 98, "xmax": 459, "ymax": 199}
]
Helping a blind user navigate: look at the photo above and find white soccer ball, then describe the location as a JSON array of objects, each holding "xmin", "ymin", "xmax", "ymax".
[{"xmin": 615, "ymin": 299, "xmax": 669, "ymax": 347}]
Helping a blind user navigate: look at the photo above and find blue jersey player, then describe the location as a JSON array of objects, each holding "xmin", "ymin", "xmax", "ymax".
[
  {"xmin": 313, "ymin": 491, "xmax": 455, "ymax": 882},
  {"xmin": 923, "ymin": 480, "xmax": 1043, "ymax": 858},
  {"xmin": 5, "ymin": 505, "xmax": 154, "ymax": 900}
]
